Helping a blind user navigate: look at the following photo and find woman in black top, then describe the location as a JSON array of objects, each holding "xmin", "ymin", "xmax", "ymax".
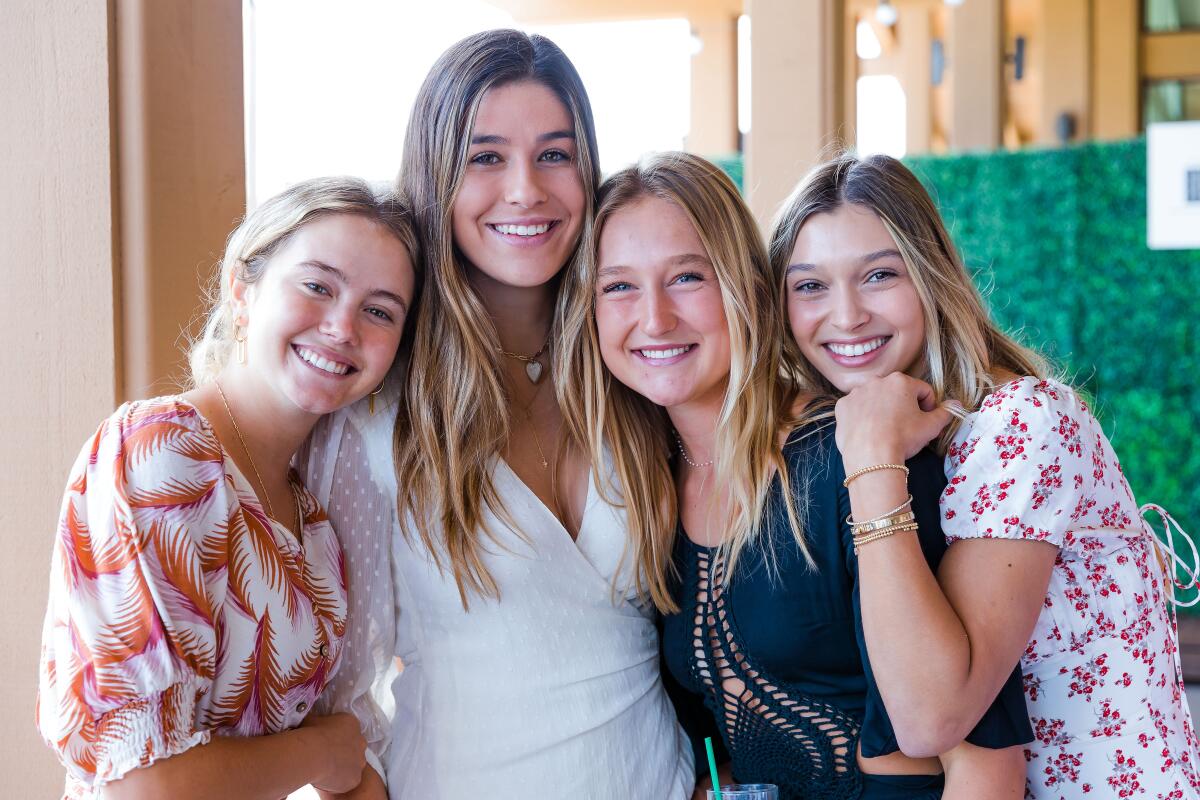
[{"xmin": 558, "ymin": 152, "xmax": 1031, "ymax": 799}]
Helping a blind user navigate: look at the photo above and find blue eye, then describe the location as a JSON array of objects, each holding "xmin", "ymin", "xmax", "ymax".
[
  {"xmin": 601, "ymin": 281, "xmax": 632, "ymax": 294},
  {"xmin": 867, "ymin": 269, "xmax": 898, "ymax": 283},
  {"xmin": 303, "ymin": 281, "xmax": 331, "ymax": 296},
  {"xmin": 674, "ymin": 272, "xmax": 703, "ymax": 285}
]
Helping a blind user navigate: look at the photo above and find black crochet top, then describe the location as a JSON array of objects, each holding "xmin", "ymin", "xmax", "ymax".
[{"xmin": 661, "ymin": 423, "xmax": 1031, "ymax": 800}]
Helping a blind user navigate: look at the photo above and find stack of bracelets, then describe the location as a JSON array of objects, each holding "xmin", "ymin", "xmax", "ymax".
[{"xmin": 842, "ymin": 464, "xmax": 919, "ymax": 555}]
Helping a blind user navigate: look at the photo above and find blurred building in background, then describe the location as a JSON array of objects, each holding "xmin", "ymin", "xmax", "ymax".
[{"xmin": 4, "ymin": 1, "xmax": 1199, "ymax": 795}]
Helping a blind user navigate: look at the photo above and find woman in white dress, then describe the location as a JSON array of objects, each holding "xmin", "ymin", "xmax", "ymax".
[{"xmin": 301, "ymin": 30, "xmax": 693, "ymax": 799}]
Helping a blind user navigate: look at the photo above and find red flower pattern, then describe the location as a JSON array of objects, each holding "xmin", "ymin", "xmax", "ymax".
[{"xmin": 942, "ymin": 378, "xmax": 1200, "ymax": 798}]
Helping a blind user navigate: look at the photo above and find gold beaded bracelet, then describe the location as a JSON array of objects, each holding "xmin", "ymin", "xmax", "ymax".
[
  {"xmin": 843, "ymin": 463, "xmax": 909, "ymax": 488},
  {"xmin": 853, "ymin": 522, "xmax": 919, "ymax": 554}
]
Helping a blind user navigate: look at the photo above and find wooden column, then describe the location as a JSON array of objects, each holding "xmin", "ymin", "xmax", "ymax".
[
  {"xmin": 116, "ymin": 0, "xmax": 246, "ymax": 399},
  {"xmin": 947, "ymin": 0, "xmax": 1002, "ymax": 151},
  {"xmin": 688, "ymin": 12, "xmax": 740, "ymax": 156},
  {"xmin": 0, "ymin": 2, "xmax": 120, "ymax": 795},
  {"xmin": 1034, "ymin": 0, "xmax": 1090, "ymax": 144},
  {"xmin": 899, "ymin": 3, "xmax": 934, "ymax": 154},
  {"xmin": 746, "ymin": 0, "xmax": 844, "ymax": 227},
  {"xmin": 0, "ymin": 4, "xmax": 246, "ymax": 790}
]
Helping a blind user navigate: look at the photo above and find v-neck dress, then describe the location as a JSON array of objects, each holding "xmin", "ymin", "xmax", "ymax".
[{"xmin": 298, "ymin": 386, "xmax": 694, "ymax": 799}]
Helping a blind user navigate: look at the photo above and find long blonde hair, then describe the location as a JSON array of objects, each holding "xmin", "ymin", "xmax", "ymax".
[
  {"xmin": 393, "ymin": 30, "xmax": 601, "ymax": 608},
  {"xmin": 188, "ymin": 176, "xmax": 419, "ymax": 387},
  {"xmin": 768, "ymin": 153, "xmax": 1050, "ymax": 445},
  {"xmin": 560, "ymin": 152, "xmax": 810, "ymax": 612}
]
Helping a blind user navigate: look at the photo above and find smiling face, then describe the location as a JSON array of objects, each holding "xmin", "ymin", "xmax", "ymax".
[
  {"xmin": 785, "ymin": 203, "xmax": 927, "ymax": 393},
  {"xmin": 594, "ymin": 196, "xmax": 731, "ymax": 411},
  {"xmin": 451, "ymin": 79, "xmax": 586, "ymax": 290},
  {"xmin": 234, "ymin": 212, "xmax": 416, "ymax": 416}
]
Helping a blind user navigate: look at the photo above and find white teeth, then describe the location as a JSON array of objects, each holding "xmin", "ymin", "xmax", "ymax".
[
  {"xmin": 639, "ymin": 345, "xmax": 691, "ymax": 359},
  {"xmin": 295, "ymin": 346, "xmax": 350, "ymax": 375},
  {"xmin": 827, "ymin": 337, "xmax": 887, "ymax": 357},
  {"xmin": 494, "ymin": 223, "xmax": 551, "ymax": 236}
]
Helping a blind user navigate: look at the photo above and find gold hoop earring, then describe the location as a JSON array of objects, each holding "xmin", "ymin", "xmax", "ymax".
[
  {"xmin": 368, "ymin": 382, "xmax": 385, "ymax": 415},
  {"xmin": 233, "ymin": 324, "xmax": 247, "ymax": 365}
]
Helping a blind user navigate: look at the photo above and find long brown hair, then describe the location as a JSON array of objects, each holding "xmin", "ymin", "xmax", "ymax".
[
  {"xmin": 393, "ymin": 30, "xmax": 601, "ymax": 609},
  {"xmin": 768, "ymin": 153, "xmax": 1050, "ymax": 445},
  {"xmin": 560, "ymin": 152, "xmax": 810, "ymax": 612}
]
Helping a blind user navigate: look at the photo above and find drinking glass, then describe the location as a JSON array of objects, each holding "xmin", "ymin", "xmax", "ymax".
[{"xmin": 706, "ymin": 785, "xmax": 779, "ymax": 800}]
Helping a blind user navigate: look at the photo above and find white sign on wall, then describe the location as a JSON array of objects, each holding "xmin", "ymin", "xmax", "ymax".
[{"xmin": 1147, "ymin": 121, "xmax": 1200, "ymax": 250}]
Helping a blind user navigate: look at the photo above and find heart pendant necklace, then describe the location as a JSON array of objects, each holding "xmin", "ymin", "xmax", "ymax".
[{"xmin": 500, "ymin": 336, "xmax": 550, "ymax": 385}]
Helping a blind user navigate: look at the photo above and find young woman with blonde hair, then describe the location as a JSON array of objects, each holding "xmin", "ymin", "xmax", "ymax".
[
  {"xmin": 37, "ymin": 177, "xmax": 418, "ymax": 800},
  {"xmin": 300, "ymin": 30, "xmax": 693, "ymax": 798},
  {"xmin": 772, "ymin": 151, "xmax": 1200, "ymax": 798},
  {"xmin": 561, "ymin": 150, "xmax": 1031, "ymax": 800}
]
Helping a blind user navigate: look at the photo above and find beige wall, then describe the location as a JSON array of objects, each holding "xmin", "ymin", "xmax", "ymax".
[
  {"xmin": 687, "ymin": 11, "xmax": 740, "ymax": 156},
  {"xmin": 1092, "ymin": 0, "xmax": 1139, "ymax": 139},
  {"xmin": 492, "ymin": 0, "xmax": 741, "ymax": 23},
  {"xmin": 745, "ymin": 0, "xmax": 844, "ymax": 226},
  {"xmin": 495, "ymin": 0, "xmax": 745, "ymax": 159},
  {"xmin": 1, "ymin": 2, "xmax": 120, "ymax": 795},
  {"xmin": 116, "ymin": 0, "xmax": 246, "ymax": 399},
  {"xmin": 1, "ymin": 1, "xmax": 244, "ymax": 794},
  {"xmin": 948, "ymin": 0, "xmax": 1002, "ymax": 150}
]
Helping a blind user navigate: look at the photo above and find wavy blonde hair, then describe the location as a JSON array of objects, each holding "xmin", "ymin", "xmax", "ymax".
[
  {"xmin": 767, "ymin": 152, "xmax": 1050, "ymax": 444},
  {"xmin": 559, "ymin": 152, "xmax": 810, "ymax": 612},
  {"xmin": 188, "ymin": 176, "xmax": 419, "ymax": 387},
  {"xmin": 392, "ymin": 30, "xmax": 601, "ymax": 608}
]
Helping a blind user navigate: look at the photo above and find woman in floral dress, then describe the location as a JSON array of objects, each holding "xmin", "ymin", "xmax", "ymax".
[
  {"xmin": 770, "ymin": 152, "xmax": 1200, "ymax": 798},
  {"xmin": 37, "ymin": 178, "xmax": 418, "ymax": 800}
]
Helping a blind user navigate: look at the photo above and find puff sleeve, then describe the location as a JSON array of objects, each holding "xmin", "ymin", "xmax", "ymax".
[
  {"xmin": 941, "ymin": 377, "xmax": 1137, "ymax": 548},
  {"xmin": 37, "ymin": 400, "xmax": 228, "ymax": 790}
]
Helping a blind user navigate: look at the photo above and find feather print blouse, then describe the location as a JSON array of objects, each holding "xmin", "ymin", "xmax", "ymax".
[{"xmin": 37, "ymin": 398, "xmax": 348, "ymax": 799}]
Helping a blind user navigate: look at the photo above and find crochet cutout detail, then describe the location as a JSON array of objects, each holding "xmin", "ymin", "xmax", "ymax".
[{"xmin": 690, "ymin": 548, "xmax": 863, "ymax": 800}]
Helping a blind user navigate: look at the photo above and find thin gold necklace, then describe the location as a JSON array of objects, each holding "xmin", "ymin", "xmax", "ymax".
[
  {"xmin": 500, "ymin": 336, "xmax": 550, "ymax": 384},
  {"xmin": 519, "ymin": 377, "xmax": 550, "ymax": 470},
  {"xmin": 215, "ymin": 381, "xmax": 301, "ymax": 534}
]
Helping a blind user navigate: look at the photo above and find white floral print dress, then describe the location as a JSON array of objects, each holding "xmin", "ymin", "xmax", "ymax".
[{"xmin": 942, "ymin": 377, "xmax": 1200, "ymax": 799}]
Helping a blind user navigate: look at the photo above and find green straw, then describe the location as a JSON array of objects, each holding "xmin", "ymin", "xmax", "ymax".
[{"xmin": 704, "ymin": 737, "xmax": 723, "ymax": 800}]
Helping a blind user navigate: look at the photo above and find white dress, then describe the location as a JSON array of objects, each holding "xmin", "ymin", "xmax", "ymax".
[{"xmin": 298, "ymin": 384, "xmax": 694, "ymax": 799}]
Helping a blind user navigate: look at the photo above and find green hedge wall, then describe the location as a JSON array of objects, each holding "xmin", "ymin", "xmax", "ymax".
[{"xmin": 906, "ymin": 140, "xmax": 1200, "ymax": 604}]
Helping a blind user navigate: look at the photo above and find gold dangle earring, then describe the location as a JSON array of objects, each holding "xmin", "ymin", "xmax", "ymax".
[
  {"xmin": 233, "ymin": 323, "xmax": 248, "ymax": 365},
  {"xmin": 368, "ymin": 382, "xmax": 384, "ymax": 415}
]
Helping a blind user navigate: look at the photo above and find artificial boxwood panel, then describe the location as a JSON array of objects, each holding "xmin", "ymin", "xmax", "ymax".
[{"xmin": 907, "ymin": 140, "xmax": 1200, "ymax": 605}]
